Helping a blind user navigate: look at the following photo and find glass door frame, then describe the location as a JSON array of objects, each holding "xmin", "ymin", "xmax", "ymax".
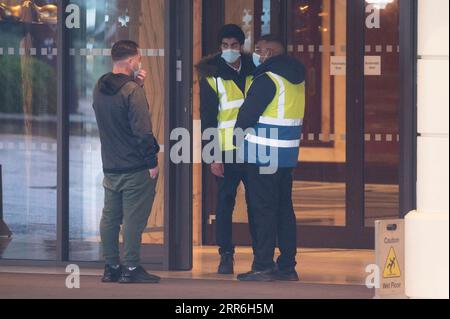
[
  {"xmin": 59, "ymin": 0, "xmax": 193, "ymax": 270},
  {"xmin": 163, "ymin": 0, "xmax": 193, "ymax": 271}
]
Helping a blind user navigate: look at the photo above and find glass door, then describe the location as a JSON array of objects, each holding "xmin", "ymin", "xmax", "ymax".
[
  {"xmin": 0, "ymin": 0, "xmax": 192, "ymax": 270},
  {"xmin": 66, "ymin": 0, "xmax": 167, "ymax": 265},
  {"xmin": 65, "ymin": 0, "xmax": 196, "ymax": 270},
  {"xmin": 363, "ymin": 0, "xmax": 401, "ymax": 227},
  {"xmin": 0, "ymin": 0, "xmax": 58, "ymax": 261},
  {"xmin": 287, "ymin": 0, "xmax": 348, "ymax": 230}
]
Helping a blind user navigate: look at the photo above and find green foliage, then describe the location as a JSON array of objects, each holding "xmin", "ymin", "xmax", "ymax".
[{"xmin": 0, "ymin": 56, "xmax": 57, "ymax": 115}]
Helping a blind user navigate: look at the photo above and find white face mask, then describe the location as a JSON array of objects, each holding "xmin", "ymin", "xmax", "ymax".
[
  {"xmin": 253, "ymin": 52, "xmax": 262, "ymax": 67},
  {"xmin": 253, "ymin": 50, "xmax": 270, "ymax": 67},
  {"xmin": 221, "ymin": 49, "xmax": 241, "ymax": 64}
]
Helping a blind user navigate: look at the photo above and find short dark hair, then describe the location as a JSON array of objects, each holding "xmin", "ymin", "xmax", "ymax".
[
  {"xmin": 259, "ymin": 34, "xmax": 284, "ymax": 48},
  {"xmin": 218, "ymin": 24, "xmax": 246, "ymax": 45},
  {"xmin": 111, "ymin": 40, "xmax": 139, "ymax": 62}
]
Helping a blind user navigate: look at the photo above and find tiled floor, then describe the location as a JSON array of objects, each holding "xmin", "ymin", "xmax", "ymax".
[
  {"xmin": 167, "ymin": 247, "xmax": 375, "ymax": 286},
  {"xmin": 0, "ymin": 273, "xmax": 375, "ymax": 299},
  {"xmin": 0, "ymin": 246, "xmax": 375, "ymax": 286}
]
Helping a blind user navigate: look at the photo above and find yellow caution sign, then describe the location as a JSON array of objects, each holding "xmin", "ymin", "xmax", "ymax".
[
  {"xmin": 376, "ymin": 220, "xmax": 405, "ymax": 297},
  {"xmin": 383, "ymin": 247, "xmax": 401, "ymax": 278}
]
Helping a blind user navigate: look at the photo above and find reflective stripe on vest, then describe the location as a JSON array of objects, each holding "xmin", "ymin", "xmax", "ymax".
[
  {"xmin": 215, "ymin": 77, "xmax": 245, "ymax": 111},
  {"xmin": 245, "ymin": 134, "xmax": 301, "ymax": 148},
  {"xmin": 259, "ymin": 117, "xmax": 304, "ymax": 127},
  {"xmin": 207, "ymin": 76, "xmax": 253, "ymax": 151}
]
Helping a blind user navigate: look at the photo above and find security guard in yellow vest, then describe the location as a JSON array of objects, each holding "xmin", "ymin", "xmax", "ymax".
[
  {"xmin": 197, "ymin": 24, "xmax": 256, "ymax": 275},
  {"xmin": 234, "ymin": 35, "xmax": 306, "ymax": 282}
]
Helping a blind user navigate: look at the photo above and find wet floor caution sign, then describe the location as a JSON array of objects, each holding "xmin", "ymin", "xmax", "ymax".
[
  {"xmin": 375, "ymin": 219, "xmax": 406, "ymax": 298},
  {"xmin": 383, "ymin": 247, "xmax": 401, "ymax": 279}
]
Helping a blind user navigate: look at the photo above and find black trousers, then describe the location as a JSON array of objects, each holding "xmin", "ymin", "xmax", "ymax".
[
  {"xmin": 246, "ymin": 164, "xmax": 298, "ymax": 272},
  {"xmin": 216, "ymin": 163, "xmax": 256, "ymax": 255}
]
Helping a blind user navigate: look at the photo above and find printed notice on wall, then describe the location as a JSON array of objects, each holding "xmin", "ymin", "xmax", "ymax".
[
  {"xmin": 330, "ymin": 56, "xmax": 346, "ymax": 76},
  {"xmin": 365, "ymin": 56, "xmax": 382, "ymax": 76}
]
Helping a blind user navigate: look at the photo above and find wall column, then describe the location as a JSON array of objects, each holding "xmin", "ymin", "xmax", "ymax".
[{"xmin": 405, "ymin": 0, "xmax": 449, "ymax": 299}]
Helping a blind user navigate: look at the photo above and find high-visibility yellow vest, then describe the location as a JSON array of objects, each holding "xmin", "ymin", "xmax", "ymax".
[
  {"xmin": 206, "ymin": 76, "xmax": 253, "ymax": 151},
  {"xmin": 241, "ymin": 71, "xmax": 305, "ymax": 168}
]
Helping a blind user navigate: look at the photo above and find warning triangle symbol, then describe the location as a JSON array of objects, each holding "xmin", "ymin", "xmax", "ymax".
[{"xmin": 383, "ymin": 247, "xmax": 401, "ymax": 278}]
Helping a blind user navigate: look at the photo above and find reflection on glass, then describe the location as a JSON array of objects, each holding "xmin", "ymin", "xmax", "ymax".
[
  {"xmin": 0, "ymin": 1, "xmax": 57, "ymax": 24},
  {"xmin": 364, "ymin": 0, "xmax": 400, "ymax": 227},
  {"xmin": 288, "ymin": 0, "xmax": 347, "ymax": 227},
  {"xmin": 68, "ymin": 0, "xmax": 165, "ymax": 262},
  {"xmin": 224, "ymin": 0, "xmax": 282, "ymax": 53},
  {"xmin": 225, "ymin": 0, "xmax": 256, "ymax": 52},
  {"xmin": 0, "ymin": 0, "xmax": 58, "ymax": 260}
]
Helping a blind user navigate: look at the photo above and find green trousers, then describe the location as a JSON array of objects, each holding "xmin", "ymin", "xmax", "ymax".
[{"xmin": 100, "ymin": 169, "xmax": 157, "ymax": 267}]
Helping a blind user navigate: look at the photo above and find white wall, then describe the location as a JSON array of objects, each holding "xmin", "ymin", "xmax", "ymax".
[{"xmin": 405, "ymin": 0, "xmax": 449, "ymax": 299}]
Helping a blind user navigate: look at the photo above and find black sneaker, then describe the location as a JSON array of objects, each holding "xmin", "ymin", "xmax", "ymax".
[
  {"xmin": 218, "ymin": 253, "xmax": 234, "ymax": 275},
  {"xmin": 118, "ymin": 266, "xmax": 161, "ymax": 284},
  {"xmin": 273, "ymin": 269, "xmax": 300, "ymax": 282},
  {"xmin": 101, "ymin": 264, "xmax": 122, "ymax": 283},
  {"xmin": 237, "ymin": 269, "xmax": 275, "ymax": 282}
]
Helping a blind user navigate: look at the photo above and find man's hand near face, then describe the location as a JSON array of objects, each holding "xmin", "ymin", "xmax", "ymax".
[{"xmin": 135, "ymin": 69, "xmax": 147, "ymax": 86}]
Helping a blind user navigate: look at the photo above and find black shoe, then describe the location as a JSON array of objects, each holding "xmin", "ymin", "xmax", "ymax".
[
  {"xmin": 237, "ymin": 269, "xmax": 275, "ymax": 282},
  {"xmin": 118, "ymin": 266, "xmax": 161, "ymax": 284},
  {"xmin": 101, "ymin": 264, "xmax": 122, "ymax": 283},
  {"xmin": 273, "ymin": 269, "xmax": 300, "ymax": 282},
  {"xmin": 218, "ymin": 253, "xmax": 234, "ymax": 275}
]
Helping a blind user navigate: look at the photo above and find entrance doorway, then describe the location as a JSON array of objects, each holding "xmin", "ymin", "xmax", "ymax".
[
  {"xmin": 0, "ymin": 0, "xmax": 417, "ymax": 271},
  {"xmin": 199, "ymin": 0, "xmax": 410, "ymax": 249}
]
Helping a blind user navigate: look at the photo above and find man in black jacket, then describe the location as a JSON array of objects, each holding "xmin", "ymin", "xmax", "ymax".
[
  {"xmin": 197, "ymin": 24, "xmax": 256, "ymax": 274},
  {"xmin": 234, "ymin": 35, "xmax": 306, "ymax": 282},
  {"xmin": 93, "ymin": 40, "xmax": 160, "ymax": 284}
]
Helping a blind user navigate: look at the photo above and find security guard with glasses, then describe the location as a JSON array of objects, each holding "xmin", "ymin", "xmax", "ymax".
[
  {"xmin": 234, "ymin": 34, "xmax": 306, "ymax": 282},
  {"xmin": 197, "ymin": 24, "xmax": 256, "ymax": 274}
]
